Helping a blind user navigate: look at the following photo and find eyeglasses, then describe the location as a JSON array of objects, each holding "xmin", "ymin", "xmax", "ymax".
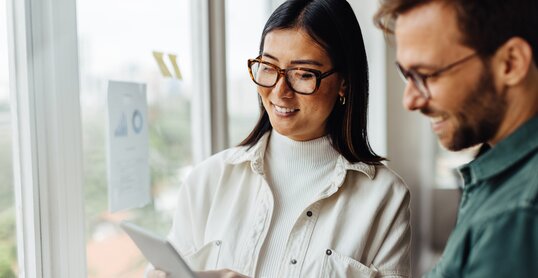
[
  {"xmin": 247, "ymin": 56, "xmax": 336, "ymax": 95},
  {"xmin": 395, "ymin": 52, "xmax": 478, "ymax": 99}
]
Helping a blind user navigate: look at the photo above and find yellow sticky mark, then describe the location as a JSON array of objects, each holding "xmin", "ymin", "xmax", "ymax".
[
  {"xmin": 168, "ymin": 54, "xmax": 183, "ymax": 80},
  {"xmin": 152, "ymin": 51, "xmax": 172, "ymax": 78}
]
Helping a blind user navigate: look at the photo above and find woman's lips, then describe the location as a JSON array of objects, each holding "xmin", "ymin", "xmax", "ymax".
[{"xmin": 272, "ymin": 103, "xmax": 299, "ymax": 116}]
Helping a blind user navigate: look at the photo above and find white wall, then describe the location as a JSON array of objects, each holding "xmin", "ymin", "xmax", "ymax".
[
  {"xmin": 349, "ymin": 1, "xmax": 438, "ymax": 276},
  {"xmin": 349, "ymin": 0, "xmax": 387, "ymax": 157}
]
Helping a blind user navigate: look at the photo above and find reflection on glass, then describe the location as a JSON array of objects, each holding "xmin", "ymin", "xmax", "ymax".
[
  {"xmin": 77, "ymin": 0, "xmax": 193, "ymax": 276},
  {"xmin": 0, "ymin": 0, "xmax": 18, "ymax": 277},
  {"xmin": 225, "ymin": 0, "xmax": 271, "ymax": 146}
]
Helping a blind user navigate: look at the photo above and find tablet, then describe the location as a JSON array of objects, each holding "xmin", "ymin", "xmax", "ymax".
[{"xmin": 120, "ymin": 221, "xmax": 197, "ymax": 278}]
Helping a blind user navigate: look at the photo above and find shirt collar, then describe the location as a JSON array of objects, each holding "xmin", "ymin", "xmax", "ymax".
[
  {"xmin": 225, "ymin": 131, "xmax": 375, "ymax": 179},
  {"xmin": 459, "ymin": 115, "xmax": 538, "ymax": 186}
]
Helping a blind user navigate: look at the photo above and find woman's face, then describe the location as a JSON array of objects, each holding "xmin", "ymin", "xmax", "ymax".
[{"xmin": 258, "ymin": 28, "xmax": 344, "ymax": 141}]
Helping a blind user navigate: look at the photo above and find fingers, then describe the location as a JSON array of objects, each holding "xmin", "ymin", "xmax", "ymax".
[
  {"xmin": 148, "ymin": 269, "xmax": 167, "ymax": 278},
  {"xmin": 196, "ymin": 270, "xmax": 219, "ymax": 278},
  {"xmin": 196, "ymin": 269, "xmax": 250, "ymax": 278}
]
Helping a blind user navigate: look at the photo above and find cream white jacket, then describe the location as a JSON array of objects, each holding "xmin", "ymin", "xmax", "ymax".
[{"xmin": 168, "ymin": 133, "xmax": 410, "ymax": 277}]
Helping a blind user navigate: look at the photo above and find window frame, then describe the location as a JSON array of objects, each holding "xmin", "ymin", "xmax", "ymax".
[
  {"xmin": 8, "ymin": 0, "xmax": 86, "ymax": 276},
  {"xmin": 191, "ymin": 0, "xmax": 229, "ymax": 160}
]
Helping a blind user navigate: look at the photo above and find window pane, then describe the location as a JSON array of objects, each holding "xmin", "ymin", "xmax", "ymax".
[
  {"xmin": 77, "ymin": 0, "xmax": 193, "ymax": 276},
  {"xmin": 0, "ymin": 0, "xmax": 18, "ymax": 276},
  {"xmin": 225, "ymin": 0, "xmax": 272, "ymax": 146}
]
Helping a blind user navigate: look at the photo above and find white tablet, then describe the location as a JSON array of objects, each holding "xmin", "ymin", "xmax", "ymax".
[{"xmin": 120, "ymin": 221, "xmax": 197, "ymax": 278}]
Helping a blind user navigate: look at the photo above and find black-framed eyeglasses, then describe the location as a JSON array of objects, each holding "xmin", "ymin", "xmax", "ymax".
[
  {"xmin": 247, "ymin": 56, "xmax": 337, "ymax": 95},
  {"xmin": 395, "ymin": 52, "xmax": 478, "ymax": 99}
]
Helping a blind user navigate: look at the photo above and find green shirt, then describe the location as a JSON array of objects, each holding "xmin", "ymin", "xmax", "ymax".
[{"xmin": 426, "ymin": 116, "xmax": 538, "ymax": 278}]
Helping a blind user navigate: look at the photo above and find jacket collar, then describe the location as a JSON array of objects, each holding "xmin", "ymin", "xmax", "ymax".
[{"xmin": 225, "ymin": 132, "xmax": 375, "ymax": 180}]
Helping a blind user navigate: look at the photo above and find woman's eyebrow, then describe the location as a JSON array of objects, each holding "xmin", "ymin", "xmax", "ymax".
[
  {"xmin": 262, "ymin": 53, "xmax": 279, "ymax": 61},
  {"xmin": 262, "ymin": 53, "xmax": 324, "ymax": 67},
  {"xmin": 290, "ymin": 59, "xmax": 323, "ymax": 67}
]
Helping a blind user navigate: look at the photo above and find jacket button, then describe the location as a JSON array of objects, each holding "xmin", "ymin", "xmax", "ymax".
[
  {"xmin": 290, "ymin": 259, "xmax": 297, "ymax": 264},
  {"xmin": 306, "ymin": 211, "xmax": 313, "ymax": 217},
  {"xmin": 215, "ymin": 240, "xmax": 221, "ymax": 246},
  {"xmin": 326, "ymin": 249, "xmax": 332, "ymax": 256}
]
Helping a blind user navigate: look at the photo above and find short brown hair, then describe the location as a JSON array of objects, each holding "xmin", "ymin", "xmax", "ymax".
[{"xmin": 374, "ymin": 0, "xmax": 538, "ymax": 66}]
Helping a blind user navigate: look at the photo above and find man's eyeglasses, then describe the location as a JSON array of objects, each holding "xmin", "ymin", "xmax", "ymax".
[
  {"xmin": 395, "ymin": 52, "xmax": 478, "ymax": 99},
  {"xmin": 247, "ymin": 57, "xmax": 336, "ymax": 95}
]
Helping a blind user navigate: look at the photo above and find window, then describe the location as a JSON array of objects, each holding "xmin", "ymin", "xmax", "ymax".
[
  {"xmin": 0, "ymin": 0, "xmax": 18, "ymax": 276},
  {"xmin": 77, "ymin": 0, "xmax": 194, "ymax": 276},
  {"xmin": 225, "ymin": 0, "xmax": 273, "ymax": 146}
]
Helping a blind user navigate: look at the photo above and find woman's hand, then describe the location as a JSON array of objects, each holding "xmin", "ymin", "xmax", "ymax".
[
  {"xmin": 147, "ymin": 269, "xmax": 250, "ymax": 278},
  {"xmin": 196, "ymin": 269, "xmax": 250, "ymax": 278},
  {"xmin": 147, "ymin": 269, "xmax": 167, "ymax": 278}
]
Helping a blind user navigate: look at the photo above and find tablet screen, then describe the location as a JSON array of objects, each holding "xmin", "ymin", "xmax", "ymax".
[{"xmin": 120, "ymin": 221, "xmax": 197, "ymax": 278}]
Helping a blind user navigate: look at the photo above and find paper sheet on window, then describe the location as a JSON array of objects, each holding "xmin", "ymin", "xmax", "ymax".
[{"xmin": 107, "ymin": 80, "xmax": 150, "ymax": 212}]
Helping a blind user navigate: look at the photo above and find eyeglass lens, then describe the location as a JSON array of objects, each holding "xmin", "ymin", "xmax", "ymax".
[
  {"xmin": 250, "ymin": 61, "xmax": 317, "ymax": 94},
  {"xmin": 396, "ymin": 63, "xmax": 429, "ymax": 98}
]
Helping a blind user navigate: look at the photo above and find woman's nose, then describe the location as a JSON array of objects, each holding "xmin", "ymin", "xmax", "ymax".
[{"xmin": 273, "ymin": 75, "xmax": 294, "ymax": 98}]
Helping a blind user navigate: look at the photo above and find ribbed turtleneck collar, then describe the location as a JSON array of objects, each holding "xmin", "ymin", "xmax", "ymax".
[{"xmin": 266, "ymin": 129, "xmax": 339, "ymax": 169}]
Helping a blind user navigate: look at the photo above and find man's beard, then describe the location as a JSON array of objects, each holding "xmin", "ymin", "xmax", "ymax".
[{"xmin": 429, "ymin": 66, "xmax": 508, "ymax": 151}]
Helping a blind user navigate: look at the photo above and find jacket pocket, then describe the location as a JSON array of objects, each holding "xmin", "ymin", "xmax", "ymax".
[
  {"xmin": 319, "ymin": 248, "xmax": 378, "ymax": 278},
  {"xmin": 184, "ymin": 240, "xmax": 222, "ymax": 271}
]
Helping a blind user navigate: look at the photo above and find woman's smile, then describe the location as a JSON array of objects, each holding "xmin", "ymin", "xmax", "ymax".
[{"xmin": 272, "ymin": 102, "xmax": 300, "ymax": 116}]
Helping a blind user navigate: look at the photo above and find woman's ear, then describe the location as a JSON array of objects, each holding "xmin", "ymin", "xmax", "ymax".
[{"xmin": 339, "ymin": 79, "xmax": 348, "ymax": 97}]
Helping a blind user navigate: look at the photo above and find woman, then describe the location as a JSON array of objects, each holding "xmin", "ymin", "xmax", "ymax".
[{"xmin": 151, "ymin": 0, "xmax": 410, "ymax": 277}]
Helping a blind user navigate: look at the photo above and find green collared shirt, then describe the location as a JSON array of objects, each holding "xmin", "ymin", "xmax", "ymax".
[{"xmin": 426, "ymin": 116, "xmax": 538, "ymax": 278}]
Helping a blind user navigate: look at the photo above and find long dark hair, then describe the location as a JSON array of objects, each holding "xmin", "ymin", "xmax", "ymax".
[{"xmin": 240, "ymin": 0, "xmax": 384, "ymax": 164}]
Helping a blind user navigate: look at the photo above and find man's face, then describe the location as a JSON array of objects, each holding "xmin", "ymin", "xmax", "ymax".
[{"xmin": 395, "ymin": 2, "xmax": 507, "ymax": 151}]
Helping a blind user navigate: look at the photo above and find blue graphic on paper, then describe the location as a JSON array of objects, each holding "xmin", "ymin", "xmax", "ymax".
[
  {"xmin": 114, "ymin": 112, "xmax": 128, "ymax": 137},
  {"xmin": 132, "ymin": 109, "xmax": 143, "ymax": 134}
]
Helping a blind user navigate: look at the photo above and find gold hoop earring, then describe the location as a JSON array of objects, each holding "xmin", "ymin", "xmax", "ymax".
[{"xmin": 339, "ymin": 96, "xmax": 346, "ymax": 105}]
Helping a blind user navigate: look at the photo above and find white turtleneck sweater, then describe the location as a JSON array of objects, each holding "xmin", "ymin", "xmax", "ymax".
[{"xmin": 256, "ymin": 130, "xmax": 339, "ymax": 277}]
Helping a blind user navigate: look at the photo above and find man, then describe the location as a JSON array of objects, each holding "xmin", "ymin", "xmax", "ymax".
[{"xmin": 374, "ymin": 0, "xmax": 538, "ymax": 277}]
